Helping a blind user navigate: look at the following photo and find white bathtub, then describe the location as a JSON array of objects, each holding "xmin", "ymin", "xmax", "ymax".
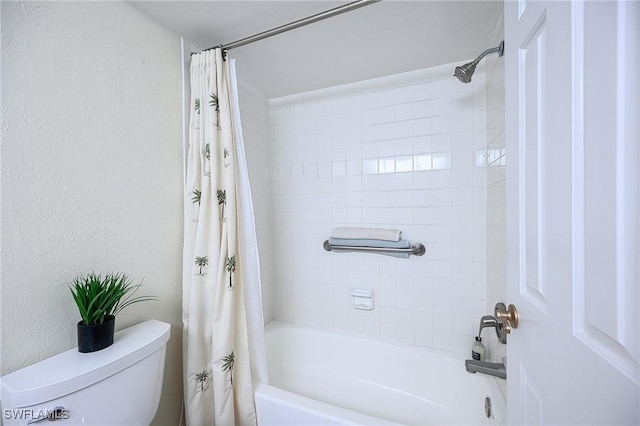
[{"xmin": 255, "ymin": 322, "xmax": 506, "ymax": 425}]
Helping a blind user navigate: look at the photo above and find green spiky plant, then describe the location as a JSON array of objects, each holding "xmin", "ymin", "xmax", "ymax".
[{"xmin": 69, "ymin": 272, "xmax": 158, "ymax": 326}]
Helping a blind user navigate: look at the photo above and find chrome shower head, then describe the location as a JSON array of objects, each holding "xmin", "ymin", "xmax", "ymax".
[
  {"xmin": 454, "ymin": 40, "xmax": 504, "ymax": 83},
  {"xmin": 454, "ymin": 62, "xmax": 476, "ymax": 84}
]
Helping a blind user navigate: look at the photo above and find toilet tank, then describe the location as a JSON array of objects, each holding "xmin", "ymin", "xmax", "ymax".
[{"xmin": 1, "ymin": 320, "xmax": 170, "ymax": 426}]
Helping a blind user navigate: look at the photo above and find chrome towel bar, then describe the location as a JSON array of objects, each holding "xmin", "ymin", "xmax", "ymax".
[{"xmin": 323, "ymin": 240, "xmax": 425, "ymax": 256}]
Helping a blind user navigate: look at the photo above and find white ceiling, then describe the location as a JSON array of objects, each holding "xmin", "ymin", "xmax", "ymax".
[{"xmin": 129, "ymin": 1, "xmax": 503, "ymax": 99}]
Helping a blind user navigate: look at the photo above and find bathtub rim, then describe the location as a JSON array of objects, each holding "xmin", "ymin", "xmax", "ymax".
[
  {"xmin": 254, "ymin": 381, "xmax": 399, "ymax": 425},
  {"xmin": 260, "ymin": 320, "xmax": 507, "ymax": 425}
]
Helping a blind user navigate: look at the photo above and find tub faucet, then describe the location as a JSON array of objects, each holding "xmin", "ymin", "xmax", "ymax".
[
  {"xmin": 478, "ymin": 315, "xmax": 497, "ymax": 337},
  {"xmin": 465, "ymin": 359, "xmax": 506, "ymax": 380}
]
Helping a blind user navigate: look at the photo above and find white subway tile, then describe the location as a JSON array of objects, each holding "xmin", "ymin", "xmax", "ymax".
[
  {"xmin": 362, "ymin": 92, "xmax": 379, "ymax": 109},
  {"xmin": 380, "ymin": 323, "xmax": 397, "ymax": 342},
  {"xmin": 346, "ymin": 160, "xmax": 362, "ymax": 176},
  {"xmin": 414, "ymin": 154, "xmax": 432, "ymax": 171},
  {"xmin": 396, "ymin": 138, "xmax": 414, "ymax": 156},
  {"xmin": 395, "ymin": 85, "xmax": 414, "ymax": 104},
  {"xmin": 395, "ymin": 173, "xmax": 413, "ymax": 190},
  {"xmin": 415, "ymin": 328, "xmax": 434, "ymax": 348},
  {"xmin": 379, "ymin": 289, "xmax": 397, "ymax": 307},
  {"xmin": 378, "ymin": 157, "xmax": 396, "ymax": 174},
  {"xmin": 412, "ymin": 82, "xmax": 432, "ymax": 101},
  {"xmin": 345, "ymin": 94, "xmax": 362, "ymax": 112},
  {"xmin": 363, "ymin": 321, "xmax": 380, "ymax": 339},
  {"xmin": 452, "ymin": 296, "xmax": 475, "ymax": 317},
  {"xmin": 432, "ymin": 79, "xmax": 452, "ymax": 99},
  {"xmin": 362, "ymin": 125, "xmax": 378, "ymax": 142},
  {"xmin": 452, "ymin": 334, "xmax": 473, "ymax": 355},
  {"xmin": 379, "ymin": 306, "xmax": 397, "ymax": 323},
  {"xmin": 348, "ymin": 318, "xmax": 364, "ymax": 335},
  {"xmin": 432, "ymin": 115, "xmax": 452, "ymax": 134},
  {"xmin": 377, "ymin": 140, "xmax": 394, "ymax": 157},
  {"xmin": 431, "ymin": 133, "xmax": 452, "ymax": 152},
  {"xmin": 412, "ymin": 100, "xmax": 432, "ymax": 118},
  {"xmin": 395, "ymin": 120, "xmax": 414, "ymax": 139},
  {"xmin": 396, "ymin": 325, "xmax": 415, "ymax": 345},
  {"xmin": 303, "ymin": 163, "xmax": 317, "ymax": 179},
  {"xmin": 395, "ymin": 103, "xmax": 414, "ymax": 121},
  {"xmin": 396, "ymin": 156, "xmax": 413, "ymax": 173},
  {"xmin": 412, "ymin": 118, "xmax": 432, "ymax": 136},
  {"xmin": 432, "ymin": 152, "xmax": 452, "ymax": 170},
  {"xmin": 378, "ymin": 89, "xmax": 396, "ymax": 106},
  {"xmin": 432, "ymin": 170, "xmax": 452, "ymax": 188},
  {"xmin": 453, "ymin": 315, "xmax": 474, "ymax": 336},
  {"xmin": 263, "ymin": 61, "xmax": 495, "ymax": 355},
  {"xmin": 333, "ymin": 316, "xmax": 349, "ymax": 333},
  {"xmin": 331, "ymin": 161, "xmax": 347, "ymax": 176},
  {"xmin": 397, "ymin": 291, "xmax": 415, "ymax": 310},
  {"xmin": 433, "ymin": 313, "xmax": 453, "ymax": 336},
  {"xmin": 433, "ymin": 295, "xmax": 453, "ymax": 314},
  {"xmin": 377, "ymin": 208, "xmax": 395, "ymax": 223},
  {"xmin": 415, "ymin": 309, "xmax": 434, "ymax": 330},
  {"xmin": 397, "ymin": 308, "xmax": 414, "ymax": 326},
  {"xmin": 432, "ymin": 98, "xmax": 452, "ymax": 115},
  {"xmin": 363, "ymin": 108, "xmax": 379, "ymax": 126}
]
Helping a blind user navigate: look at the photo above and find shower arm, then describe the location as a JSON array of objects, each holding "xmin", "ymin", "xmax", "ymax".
[{"xmin": 470, "ymin": 41, "xmax": 505, "ymax": 66}]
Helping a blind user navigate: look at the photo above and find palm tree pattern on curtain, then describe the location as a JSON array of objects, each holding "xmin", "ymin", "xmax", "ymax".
[
  {"xmin": 221, "ymin": 351, "xmax": 235, "ymax": 389},
  {"xmin": 194, "ymin": 369, "xmax": 211, "ymax": 392},
  {"xmin": 209, "ymin": 93, "xmax": 220, "ymax": 128},
  {"xmin": 217, "ymin": 189, "xmax": 226, "ymax": 219},
  {"xmin": 191, "ymin": 189, "xmax": 201, "ymax": 205},
  {"xmin": 194, "ymin": 256, "xmax": 208, "ymax": 276},
  {"xmin": 183, "ymin": 48, "xmax": 257, "ymax": 425},
  {"xmin": 226, "ymin": 255, "xmax": 236, "ymax": 290}
]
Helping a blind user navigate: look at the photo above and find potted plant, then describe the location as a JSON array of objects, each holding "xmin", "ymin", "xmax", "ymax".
[{"xmin": 69, "ymin": 272, "xmax": 157, "ymax": 353}]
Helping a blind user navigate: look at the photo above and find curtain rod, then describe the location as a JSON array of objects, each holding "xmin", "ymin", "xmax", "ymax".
[{"xmin": 196, "ymin": 0, "xmax": 382, "ymax": 54}]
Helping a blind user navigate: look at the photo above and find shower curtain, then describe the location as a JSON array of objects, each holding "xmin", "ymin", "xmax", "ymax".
[{"xmin": 183, "ymin": 48, "xmax": 268, "ymax": 425}]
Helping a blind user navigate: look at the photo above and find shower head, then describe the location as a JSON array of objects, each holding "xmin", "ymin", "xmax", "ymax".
[
  {"xmin": 454, "ymin": 40, "xmax": 504, "ymax": 83},
  {"xmin": 454, "ymin": 62, "xmax": 477, "ymax": 84}
]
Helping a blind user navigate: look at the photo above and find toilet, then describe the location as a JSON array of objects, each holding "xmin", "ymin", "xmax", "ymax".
[{"xmin": 0, "ymin": 319, "xmax": 170, "ymax": 425}]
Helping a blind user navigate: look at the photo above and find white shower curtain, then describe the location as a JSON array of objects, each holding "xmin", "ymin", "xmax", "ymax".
[{"xmin": 182, "ymin": 48, "xmax": 268, "ymax": 425}]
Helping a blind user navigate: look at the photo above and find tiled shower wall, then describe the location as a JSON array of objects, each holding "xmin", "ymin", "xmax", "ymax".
[
  {"xmin": 265, "ymin": 63, "xmax": 490, "ymax": 354},
  {"xmin": 237, "ymin": 80, "xmax": 274, "ymax": 323},
  {"xmin": 485, "ymin": 12, "xmax": 507, "ymax": 365}
]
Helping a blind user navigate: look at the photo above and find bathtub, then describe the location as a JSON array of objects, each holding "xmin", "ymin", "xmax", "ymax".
[{"xmin": 255, "ymin": 321, "xmax": 506, "ymax": 425}]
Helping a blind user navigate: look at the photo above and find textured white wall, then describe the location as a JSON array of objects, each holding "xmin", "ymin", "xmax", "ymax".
[{"xmin": 1, "ymin": 2, "xmax": 183, "ymax": 424}]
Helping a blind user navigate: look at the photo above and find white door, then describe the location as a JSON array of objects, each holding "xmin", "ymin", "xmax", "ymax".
[{"xmin": 505, "ymin": 0, "xmax": 639, "ymax": 424}]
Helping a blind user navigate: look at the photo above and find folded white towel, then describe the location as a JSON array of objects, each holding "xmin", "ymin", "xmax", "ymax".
[
  {"xmin": 327, "ymin": 237, "xmax": 411, "ymax": 259},
  {"xmin": 332, "ymin": 227, "xmax": 402, "ymax": 242}
]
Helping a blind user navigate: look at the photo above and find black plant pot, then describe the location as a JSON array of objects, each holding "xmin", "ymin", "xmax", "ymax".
[{"xmin": 77, "ymin": 315, "xmax": 115, "ymax": 353}]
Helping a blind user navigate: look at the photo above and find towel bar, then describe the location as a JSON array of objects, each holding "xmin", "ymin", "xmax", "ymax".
[{"xmin": 323, "ymin": 240, "xmax": 425, "ymax": 256}]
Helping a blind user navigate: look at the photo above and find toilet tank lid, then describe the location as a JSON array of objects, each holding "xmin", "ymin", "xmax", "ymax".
[{"xmin": 1, "ymin": 319, "xmax": 170, "ymax": 408}]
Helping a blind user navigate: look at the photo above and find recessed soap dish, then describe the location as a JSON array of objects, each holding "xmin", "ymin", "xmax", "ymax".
[{"xmin": 351, "ymin": 288, "xmax": 374, "ymax": 310}]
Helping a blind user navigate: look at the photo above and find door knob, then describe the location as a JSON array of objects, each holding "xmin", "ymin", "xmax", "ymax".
[
  {"xmin": 495, "ymin": 303, "xmax": 519, "ymax": 329},
  {"xmin": 498, "ymin": 318, "xmax": 512, "ymax": 335}
]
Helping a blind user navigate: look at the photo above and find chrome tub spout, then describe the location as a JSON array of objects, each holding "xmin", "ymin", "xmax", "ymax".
[{"xmin": 465, "ymin": 359, "xmax": 506, "ymax": 380}]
